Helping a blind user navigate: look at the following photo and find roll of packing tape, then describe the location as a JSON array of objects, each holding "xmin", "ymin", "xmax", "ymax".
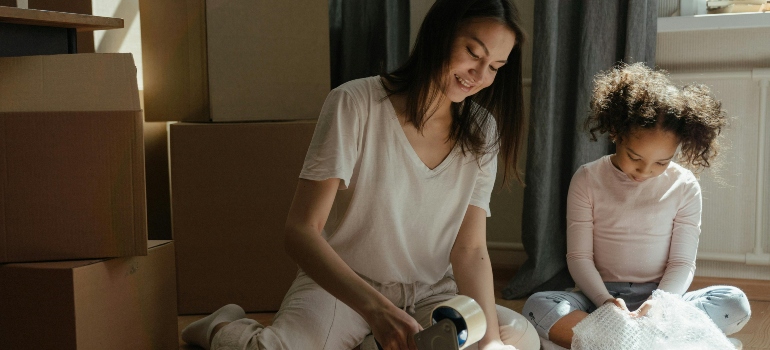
[{"xmin": 430, "ymin": 295, "xmax": 487, "ymax": 349}]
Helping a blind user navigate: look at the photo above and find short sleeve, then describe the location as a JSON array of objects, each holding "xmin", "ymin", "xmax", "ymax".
[
  {"xmin": 468, "ymin": 135, "xmax": 498, "ymax": 217},
  {"xmin": 299, "ymin": 88, "xmax": 361, "ymax": 189}
]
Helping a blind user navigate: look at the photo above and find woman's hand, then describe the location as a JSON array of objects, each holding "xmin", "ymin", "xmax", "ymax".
[
  {"xmin": 603, "ymin": 297, "xmax": 629, "ymax": 312},
  {"xmin": 630, "ymin": 299, "xmax": 655, "ymax": 318},
  {"xmin": 366, "ymin": 303, "xmax": 422, "ymax": 350}
]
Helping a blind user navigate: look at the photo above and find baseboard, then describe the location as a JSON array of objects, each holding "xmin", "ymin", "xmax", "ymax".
[{"xmin": 488, "ymin": 248, "xmax": 527, "ymax": 270}]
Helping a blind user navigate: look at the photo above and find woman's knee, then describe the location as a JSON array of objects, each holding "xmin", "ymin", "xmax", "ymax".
[{"xmin": 690, "ymin": 286, "xmax": 751, "ymax": 335}]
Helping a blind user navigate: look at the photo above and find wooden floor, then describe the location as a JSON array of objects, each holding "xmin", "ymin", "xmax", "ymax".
[{"xmin": 178, "ymin": 268, "xmax": 770, "ymax": 350}]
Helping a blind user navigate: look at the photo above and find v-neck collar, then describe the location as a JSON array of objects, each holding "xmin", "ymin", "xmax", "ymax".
[{"xmin": 380, "ymin": 85, "xmax": 459, "ymax": 176}]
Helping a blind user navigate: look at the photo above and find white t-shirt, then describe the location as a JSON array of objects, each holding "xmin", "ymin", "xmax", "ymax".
[
  {"xmin": 300, "ymin": 76, "xmax": 498, "ymax": 284},
  {"xmin": 566, "ymin": 155, "xmax": 702, "ymax": 307}
]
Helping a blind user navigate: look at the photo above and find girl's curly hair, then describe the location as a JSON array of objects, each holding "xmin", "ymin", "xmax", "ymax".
[{"xmin": 586, "ymin": 62, "xmax": 728, "ymax": 172}]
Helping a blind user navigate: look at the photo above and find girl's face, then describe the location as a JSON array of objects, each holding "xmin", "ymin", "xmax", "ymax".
[
  {"xmin": 444, "ymin": 19, "xmax": 516, "ymax": 103},
  {"xmin": 611, "ymin": 127, "xmax": 679, "ymax": 182}
]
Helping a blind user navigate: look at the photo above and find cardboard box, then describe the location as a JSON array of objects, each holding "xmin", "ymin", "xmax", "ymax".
[
  {"xmin": 139, "ymin": 0, "xmax": 330, "ymax": 122},
  {"xmin": 0, "ymin": 53, "xmax": 147, "ymax": 263},
  {"xmin": 205, "ymin": 1, "xmax": 330, "ymax": 122},
  {"xmin": 138, "ymin": 0, "xmax": 209, "ymax": 122},
  {"xmin": 0, "ymin": 240, "xmax": 177, "ymax": 350},
  {"xmin": 170, "ymin": 121, "xmax": 315, "ymax": 313}
]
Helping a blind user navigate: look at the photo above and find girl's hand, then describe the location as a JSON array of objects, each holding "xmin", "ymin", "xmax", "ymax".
[
  {"xmin": 603, "ymin": 297, "xmax": 629, "ymax": 312},
  {"xmin": 630, "ymin": 299, "xmax": 655, "ymax": 318},
  {"xmin": 366, "ymin": 303, "xmax": 422, "ymax": 350}
]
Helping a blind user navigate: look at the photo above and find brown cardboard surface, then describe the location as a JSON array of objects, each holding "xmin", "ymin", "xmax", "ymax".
[
  {"xmin": 0, "ymin": 111, "xmax": 147, "ymax": 263},
  {"xmin": 170, "ymin": 121, "xmax": 315, "ymax": 313},
  {"xmin": 139, "ymin": 0, "xmax": 330, "ymax": 122},
  {"xmin": 138, "ymin": 0, "xmax": 209, "ymax": 122},
  {"xmin": 205, "ymin": 1, "xmax": 330, "ymax": 122},
  {"xmin": 0, "ymin": 53, "xmax": 147, "ymax": 263},
  {"xmin": 0, "ymin": 240, "xmax": 177, "ymax": 350},
  {"xmin": 0, "ymin": 53, "xmax": 139, "ymax": 112}
]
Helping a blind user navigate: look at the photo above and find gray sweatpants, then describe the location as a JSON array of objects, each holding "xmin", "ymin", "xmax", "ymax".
[
  {"xmin": 211, "ymin": 271, "xmax": 540, "ymax": 350},
  {"xmin": 522, "ymin": 282, "xmax": 752, "ymax": 340}
]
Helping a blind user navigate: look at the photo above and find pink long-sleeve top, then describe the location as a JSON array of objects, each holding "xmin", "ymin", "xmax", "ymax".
[{"xmin": 566, "ymin": 155, "xmax": 702, "ymax": 307}]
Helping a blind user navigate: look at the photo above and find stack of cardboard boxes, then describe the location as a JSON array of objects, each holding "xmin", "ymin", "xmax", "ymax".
[
  {"xmin": 140, "ymin": 0, "xmax": 330, "ymax": 314},
  {"xmin": 0, "ymin": 53, "xmax": 177, "ymax": 348},
  {"xmin": 0, "ymin": 0, "xmax": 332, "ymax": 345}
]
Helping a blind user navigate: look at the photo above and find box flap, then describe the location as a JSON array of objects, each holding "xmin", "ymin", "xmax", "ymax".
[
  {"xmin": 0, "ymin": 53, "xmax": 140, "ymax": 112},
  {"xmin": 148, "ymin": 240, "xmax": 172, "ymax": 250},
  {"xmin": 2, "ymin": 259, "xmax": 103, "ymax": 270},
  {"xmin": 0, "ymin": 242, "xmax": 169, "ymax": 270}
]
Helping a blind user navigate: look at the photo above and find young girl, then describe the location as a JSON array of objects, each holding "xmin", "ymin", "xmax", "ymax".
[
  {"xmin": 181, "ymin": 1, "xmax": 540, "ymax": 349},
  {"xmin": 522, "ymin": 63, "xmax": 752, "ymax": 349}
]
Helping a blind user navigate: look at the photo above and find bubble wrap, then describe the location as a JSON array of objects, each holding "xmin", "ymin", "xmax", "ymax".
[{"xmin": 571, "ymin": 290, "xmax": 736, "ymax": 350}]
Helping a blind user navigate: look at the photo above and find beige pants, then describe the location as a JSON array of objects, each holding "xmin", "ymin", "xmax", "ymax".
[{"xmin": 211, "ymin": 271, "xmax": 539, "ymax": 350}]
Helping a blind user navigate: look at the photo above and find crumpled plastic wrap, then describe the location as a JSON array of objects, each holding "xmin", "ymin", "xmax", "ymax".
[{"xmin": 571, "ymin": 290, "xmax": 735, "ymax": 350}]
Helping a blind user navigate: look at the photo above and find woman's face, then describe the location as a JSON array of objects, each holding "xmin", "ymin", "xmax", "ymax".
[
  {"xmin": 611, "ymin": 127, "xmax": 680, "ymax": 182},
  {"xmin": 444, "ymin": 19, "xmax": 516, "ymax": 103}
]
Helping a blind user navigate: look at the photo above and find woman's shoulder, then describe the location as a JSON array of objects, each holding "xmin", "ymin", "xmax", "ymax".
[{"xmin": 331, "ymin": 76, "xmax": 385, "ymax": 100}]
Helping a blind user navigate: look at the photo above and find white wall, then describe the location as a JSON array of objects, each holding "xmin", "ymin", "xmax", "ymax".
[
  {"xmin": 93, "ymin": 0, "xmax": 143, "ymax": 90},
  {"xmin": 657, "ymin": 16, "xmax": 770, "ymax": 280},
  {"xmin": 409, "ymin": 0, "xmax": 433, "ymax": 49}
]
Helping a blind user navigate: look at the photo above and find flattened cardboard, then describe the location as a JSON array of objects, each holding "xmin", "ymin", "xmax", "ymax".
[
  {"xmin": 170, "ymin": 121, "xmax": 315, "ymax": 313},
  {"xmin": 0, "ymin": 240, "xmax": 177, "ymax": 350},
  {"xmin": 0, "ymin": 53, "xmax": 147, "ymax": 263}
]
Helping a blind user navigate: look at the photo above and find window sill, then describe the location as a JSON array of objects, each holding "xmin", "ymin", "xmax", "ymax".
[{"xmin": 658, "ymin": 12, "xmax": 770, "ymax": 32}]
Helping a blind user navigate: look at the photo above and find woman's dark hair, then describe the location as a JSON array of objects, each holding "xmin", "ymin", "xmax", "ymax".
[
  {"xmin": 586, "ymin": 62, "xmax": 728, "ymax": 172},
  {"xmin": 381, "ymin": 0, "xmax": 527, "ymax": 185}
]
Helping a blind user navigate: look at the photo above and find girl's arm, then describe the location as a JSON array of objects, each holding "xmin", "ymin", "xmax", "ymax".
[
  {"xmin": 658, "ymin": 179, "xmax": 701, "ymax": 295},
  {"xmin": 284, "ymin": 178, "xmax": 421, "ymax": 350},
  {"xmin": 565, "ymin": 167, "xmax": 616, "ymax": 308},
  {"xmin": 451, "ymin": 205, "xmax": 508, "ymax": 350}
]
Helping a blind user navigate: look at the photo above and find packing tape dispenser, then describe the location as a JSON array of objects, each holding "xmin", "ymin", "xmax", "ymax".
[{"xmin": 377, "ymin": 295, "xmax": 487, "ymax": 350}]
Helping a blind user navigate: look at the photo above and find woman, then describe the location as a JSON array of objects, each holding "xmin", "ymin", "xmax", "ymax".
[{"xmin": 182, "ymin": 1, "xmax": 538, "ymax": 349}]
